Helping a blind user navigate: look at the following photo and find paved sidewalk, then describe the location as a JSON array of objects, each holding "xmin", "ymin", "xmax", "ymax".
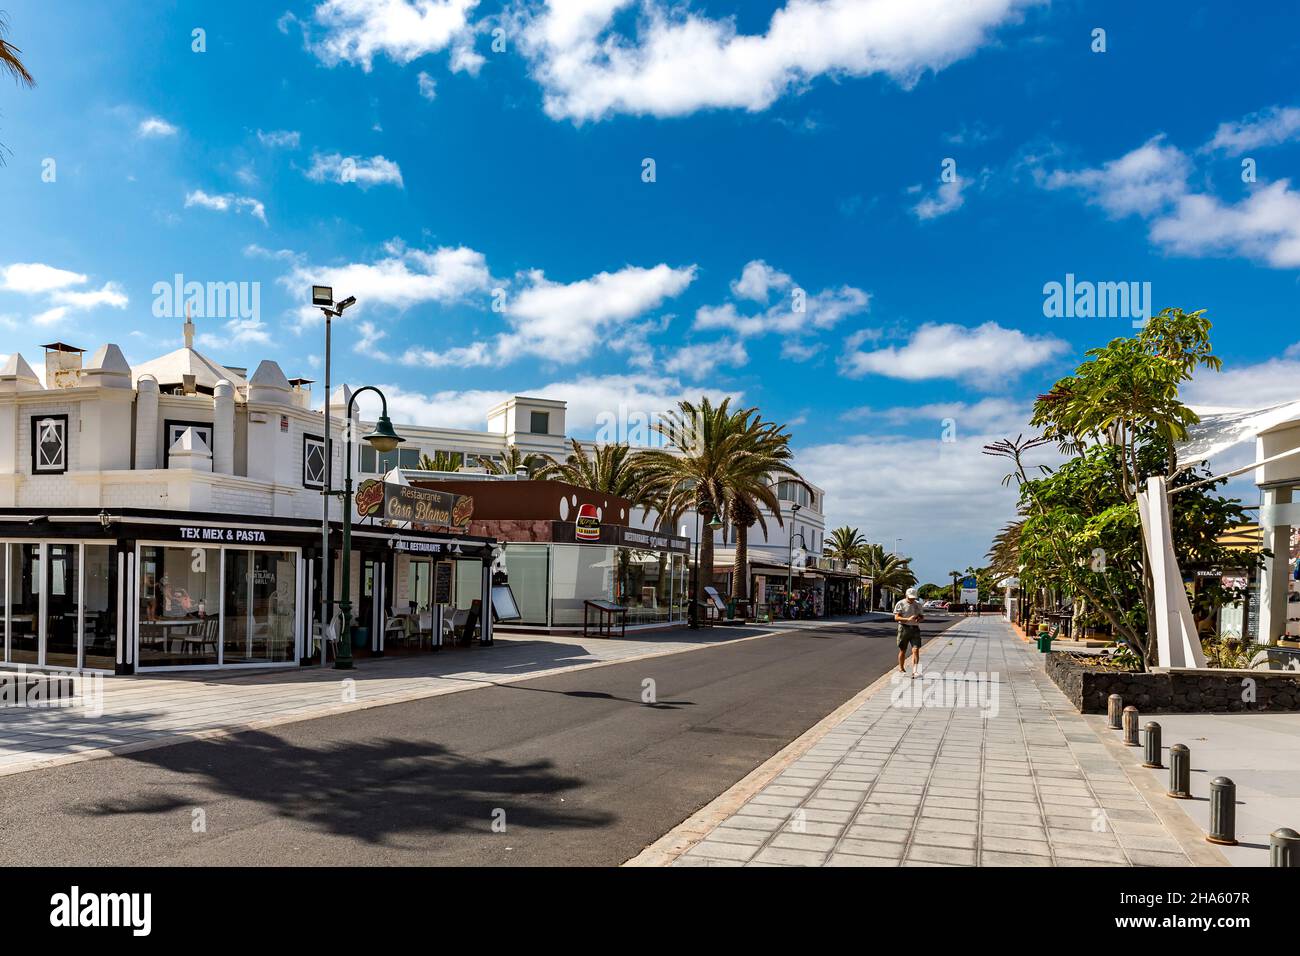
[
  {"xmin": 0, "ymin": 621, "xmax": 804, "ymax": 776},
  {"xmin": 652, "ymin": 616, "xmax": 1225, "ymax": 867}
]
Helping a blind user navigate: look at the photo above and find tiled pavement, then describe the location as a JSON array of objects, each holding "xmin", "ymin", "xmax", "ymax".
[
  {"xmin": 0, "ymin": 621, "xmax": 797, "ymax": 776},
  {"xmin": 671, "ymin": 616, "xmax": 1222, "ymax": 867}
]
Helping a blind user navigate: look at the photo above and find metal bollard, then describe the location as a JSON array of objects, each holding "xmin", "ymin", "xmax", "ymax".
[
  {"xmin": 1271, "ymin": 828, "xmax": 1300, "ymax": 867},
  {"xmin": 1122, "ymin": 706, "xmax": 1140, "ymax": 746},
  {"xmin": 1207, "ymin": 777, "xmax": 1237, "ymax": 846},
  {"xmin": 1167, "ymin": 743, "xmax": 1191, "ymax": 799},
  {"xmin": 1107, "ymin": 694, "xmax": 1123, "ymax": 730},
  {"xmin": 1142, "ymin": 721, "xmax": 1163, "ymax": 768}
]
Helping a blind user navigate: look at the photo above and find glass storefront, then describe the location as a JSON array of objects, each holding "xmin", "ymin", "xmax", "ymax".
[
  {"xmin": 503, "ymin": 542, "xmax": 687, "ymax": 629},
  {"xmin": 0, "ymin": 541, "xmax": 120, "ymax": 671},
  {"xmin": 138, "ymin": 543, "xmax": 299, "ymax": 669}
]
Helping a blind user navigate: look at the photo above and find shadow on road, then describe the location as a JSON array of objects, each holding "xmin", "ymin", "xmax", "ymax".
[{"xmin": 72, "ymin": 730, "xmax": 615, "ymax": 849}]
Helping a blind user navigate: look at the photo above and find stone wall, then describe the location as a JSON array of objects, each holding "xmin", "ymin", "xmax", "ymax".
[{"xmin": 1044, "ymin": 652, "xmax": 1300, "ymax": 714}]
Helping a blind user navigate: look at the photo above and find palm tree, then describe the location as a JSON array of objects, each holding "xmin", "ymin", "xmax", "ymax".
[
  {"xmin": 638, "ymin": 398, "xmax": 804, "ymax": 601},
  {"xmin": 825, "ymin": 526, "xmax": 867, "ymax": 571},
  {"xmin": 417, "ymin": 450, "xmax": 463, "ymax": 472},
  {"xmin": 1, "ymin": 14, "xmax": 34, "ymax": 163},
  {"xmin": 475, "ymin": 444, "xmax": 542, "ymax": 477},
  {"xmin": 536, "ymin": 438, "xmax": 648, "ymax": 502},
  {"xmin": 872, "ymin": 552, "xmax": 917, "ymax": 606}
]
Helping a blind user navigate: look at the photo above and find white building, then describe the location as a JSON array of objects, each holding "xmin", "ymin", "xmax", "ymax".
[{"xmin": 0, "ymin": 324, "xmax": 836, "ymax": 672}]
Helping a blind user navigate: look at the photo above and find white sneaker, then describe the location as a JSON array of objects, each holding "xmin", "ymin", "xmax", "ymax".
[{"xmin": 912, "ymin": 668, "xmax": 921, "ymax": 679}]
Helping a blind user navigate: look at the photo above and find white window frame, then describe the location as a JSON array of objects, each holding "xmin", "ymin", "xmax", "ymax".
[{"xmin": 31, "ymin": 416, "xmax": 68, "ymax": 474}]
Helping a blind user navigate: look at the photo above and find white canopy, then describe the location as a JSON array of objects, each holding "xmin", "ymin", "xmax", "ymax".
[{"xmin": 1178, "ymin": 399, "xmax": 1300, "ymax": 466}]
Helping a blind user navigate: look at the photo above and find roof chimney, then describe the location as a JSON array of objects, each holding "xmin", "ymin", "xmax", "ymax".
[{"xmin": 41, "ymin": 341, "xmax": 85, "ymax": 389}]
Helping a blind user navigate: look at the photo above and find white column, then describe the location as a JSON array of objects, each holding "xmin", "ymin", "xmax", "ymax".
[
  {"xmin": 212, "ymin": 379, "xmax": 235, "ymax": 474},
  {"xmin": 135, "ymin": 376, "xmax": 160, "ymax": 470},
  {"xmin": 1258, "ymin": 485, "xmax": 1294, "ymax": 645}
]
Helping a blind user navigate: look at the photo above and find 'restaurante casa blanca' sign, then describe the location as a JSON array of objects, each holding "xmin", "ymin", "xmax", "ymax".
[{"xmin": 356, "ymin": 479, "xmax": 474, "ymax": 529}]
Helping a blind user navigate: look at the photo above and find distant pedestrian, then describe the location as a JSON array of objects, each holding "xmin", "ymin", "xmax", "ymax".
[{"xmin": 894, "ymin": 587, "xmax": 925, "ymax": 678}]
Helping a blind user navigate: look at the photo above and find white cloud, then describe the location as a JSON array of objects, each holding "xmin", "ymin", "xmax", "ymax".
[
  {"xmin": 402, "ymin": 263, "xmax": 697, "ymax": 368},
  {"xmin": 1205, "ymin": 105, "xmax": 1300, "ymax": 155},
  {"xmin": 1044, "ymin": 131, "xmax": 1300, "ymax": 269},
  {"xmin": 137, "ymin": 117, "xmax": 178, "ymax": 138},
  {"xmin": 305, "ymin": 152, "xmax": 404, "ymax": 188},
  {"xmin": 801, "ymin": 430, "xmax": 1028, "ymax": 585},
  {"xmin": 196, "ymin": 317, "xmax": 273, "ymax": 349},
  {"xmin": 1149, "ymin": 180, "xmax": 1300, "ymax": 269},
  {"xmin": 911, "ymin": 176, "xmax": 967, "ymax": 220},
  {"xmin": 50, "ymin": 282, "xmax": 129, "ymax": 310},
  {"xmin": 839, "ymin": 321, "xmax": 1067, "ymax": 386},
  {"xmin": 1, "ymin": 262, "xmax": 87, "ymax": 293},
  {"xmin": 353, "ymin": 373, "xmax": 739, "ymax": 434},
  {"xmin": 303, "ymin": 0, "xmax": 480, "ymax": 71},
  {"xmin": 417, "ymin": 70, "xmax": 437, "ymax": 100},
  {"xmin": 731, "ymin": 259, "xmax": 792, "ymax": 302},
  {"xmin": 662, "ymin": 338, "xmax": 748, "ymax": 377},
  {"xmin": 841, "ymin": 396, "xmax": 1032, "ymax": 435},
  {"xmin": 1043, "ymin": 135, "xmax": 1190, "ymax": 218},
  {"xmin": 285, "ymin": 244, "xmax": 492, "ymax": 325},
  {"xmin": 256, "ymin": 129, "xmax": 301, "ymax": 148},
  {"xmin": 1183, "ymin": 346, "xmax": 1300, "ymax": 413},
  {"xmin": 185, "ymin": 189, "xmax": 269, "ymax": 225},
  {"xmin": 696, "ymin": 261, "xmax": 869, "ymax": 337},
  {"xmin": 515, "ymin": 0, "xmax": 1042, "ymax": 122},
  {"xmin": 0, "ymin": 262, "xmax": 128, "ymax": 328}
]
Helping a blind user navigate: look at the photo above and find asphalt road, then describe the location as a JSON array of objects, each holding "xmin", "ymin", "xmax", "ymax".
[{"xmin": 1, "ymin": 614, "xmax": 960, "ymax": 866}]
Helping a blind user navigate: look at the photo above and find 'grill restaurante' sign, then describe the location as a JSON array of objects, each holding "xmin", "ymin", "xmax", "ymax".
[{"xmin": 356, "ymin": 480, "xmax": 473, "ymax": 528}]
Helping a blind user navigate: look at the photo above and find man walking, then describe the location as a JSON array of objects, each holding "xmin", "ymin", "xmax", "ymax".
[{"xmin": 894, "ymin": 586, "xmax": 925, "ymax": 678}]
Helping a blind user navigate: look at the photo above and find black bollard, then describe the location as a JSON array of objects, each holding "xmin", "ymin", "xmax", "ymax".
[
  {"xmin": 1107, "ymin": 693, "xmax": 1123, "ymax": 730},
  {"xmin": 1271, "ymin": 828, "xmax": 1300, "ymax": 867},
  {"xmin": 1122, "ymin": 706, "xmax": 1140, "ymax": 746},
  {"xmin": 1207, "ymin": 777, "xmax": 1237, "ymax": 846},
  {"xmin": 1143, "ymin": 721, "xmax": 1163, "ymax": 768},
  {"xmin": 1167, "ymin": 743, "xmax": 1191, "ymax": 799}
]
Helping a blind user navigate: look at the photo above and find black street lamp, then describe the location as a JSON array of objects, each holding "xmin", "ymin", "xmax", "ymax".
[
  {"xmin": 689, "ymin": 503, "xmax": 723, "ymax": 629},
  {"xmin": 785, "ymin": 502, "xmax": 803, "ymax": 608},
  {"xmin": 334, "ymin": 386, "xmax": 405, "ymax": 669}
]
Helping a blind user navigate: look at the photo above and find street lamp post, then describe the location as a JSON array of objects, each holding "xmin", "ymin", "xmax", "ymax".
[
  {"xmin": 689, "ymin": 503, "xmax": 722, "ymax": 629},
  {"xmin": 785, "ymin": 502, "xmax": 802, "ymax": 610},
  {"xmin": 334, "ymin": 385, "xmax": 405, "ymax": 669},
  {"xmin": 313, "ymin": 286, "xmax": 356, "ymax": 668}
]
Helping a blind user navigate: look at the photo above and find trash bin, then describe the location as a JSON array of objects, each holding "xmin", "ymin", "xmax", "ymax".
[
  {"xmin": 1036, "ymin": 632, "xmax": 1053, "ymax": 653},
  {"xmin": 352, "ymin": 626, "xmax": 369, "ymax": 650}
]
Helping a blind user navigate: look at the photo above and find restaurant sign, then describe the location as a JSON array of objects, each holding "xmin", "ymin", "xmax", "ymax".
[{"xmin": 356, "ymin": 480, "xmax": 473, "ymax": 529}]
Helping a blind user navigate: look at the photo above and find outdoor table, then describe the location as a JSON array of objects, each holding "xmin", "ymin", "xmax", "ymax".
[{"xmin": 584, "ymin": 600, "xmax": 628, "ymax": 638}]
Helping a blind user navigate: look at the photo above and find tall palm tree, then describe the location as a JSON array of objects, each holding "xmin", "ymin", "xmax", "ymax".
[
  {"xmin": 872, "ymin": 552, "xmax": 917, "ymax": 605},
  {"xmin": 1, "ymin": 14, "xmax": 34, "ymax": 162},
  {"xmin": 475, "ymin": 443, "xmax": 542, "ymax": 477},
  {"xmin": 536, "ymin": 438, "xmax": 648, "ymax": 503},
  {"xmin": 638, "ymin": 398, "xmax": 804, "ymax": 600},
  {"xmin": 825, "ymin": 526, "xmax": 867, "ymax": 570},
  {"xmin": 417, "ymin": 450, "xmax": 463, "ymax": 472}
]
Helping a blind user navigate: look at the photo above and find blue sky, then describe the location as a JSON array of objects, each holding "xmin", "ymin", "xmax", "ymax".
[{"xmin": 2, "ymin": 0, "xmax": 1298, "ymax": 582}]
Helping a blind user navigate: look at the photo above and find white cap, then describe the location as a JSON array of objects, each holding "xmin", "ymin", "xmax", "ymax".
[{"xmin": 906, "ymin": 587, "xmax": 918, "ymax": 599}]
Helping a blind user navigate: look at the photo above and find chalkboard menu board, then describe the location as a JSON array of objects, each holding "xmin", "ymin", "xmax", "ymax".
[{"xmin": 433, "ymin": 561, "xmax": 453, "ymax": 605}]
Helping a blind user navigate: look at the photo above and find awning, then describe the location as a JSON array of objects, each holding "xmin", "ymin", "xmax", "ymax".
[{"xmin": 1179, "ymin": 399, "xmax": 1300, "ymax": 465}]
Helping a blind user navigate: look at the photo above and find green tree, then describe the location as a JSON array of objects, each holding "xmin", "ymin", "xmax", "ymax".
[
  {"xmin": 418, "ymin": 450, "xmax": 464, "ymax": 472},
  {"xmin": 987, "ymin": 308, "xmax": 1256, "ymax": 667},
  {"xmin": 638, "ymin": 397, "xmax": 804, "ymax": 599},
  {"xmin": 1, "ymin": 13, "xmax": 34, "ymax": 163},
  {"xmin": 475, "ymin": 444, "xmax": 542, "ymax": 477},
  {"xmin": 825, "ymin": 526, "xmax": 867, "ymax": 570},
  {"xmin": 537, "ymin": 438, "xmax": 648, "ymax": 502}
]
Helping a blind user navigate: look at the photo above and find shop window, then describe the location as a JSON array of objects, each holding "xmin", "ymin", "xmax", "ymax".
[
  {"xmin": 360, "ymin": 445, "xmax": 424, "ymax": 474},
  {"xmin": 529, "ymin": 411, "xmax": 549, "ymax": 435},
  {"xmin": 83, "ymin": 545, "xmax": 118, "ymax": 670},
  {"xmin": 31, "ymin": 415, "xmax": 68, "ymax": 474},
  {"xmin": 222, "ymin": 549, "xmax": 297, "ymax": 665},
  {"xmin": 303, "ymin": 434, "xmax": 326, "ymax": 489},
  {"xmin": 503, "ymin": 544, "xmax": 549, "ymax": 625},
  {"xmin": 164, "ymin": 420, "xmax": 213, "ymax": 467},
  {"xmin": 138, "ymin": 545, "xmax": 221, "ymax": 668}
]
